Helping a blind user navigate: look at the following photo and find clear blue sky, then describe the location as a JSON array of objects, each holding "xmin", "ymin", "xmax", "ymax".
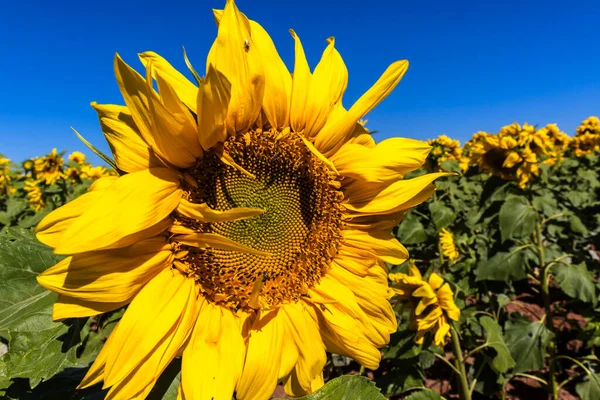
[{"xmin": 1, "ymin": 0, "xmax": 599, "ymax": 164}]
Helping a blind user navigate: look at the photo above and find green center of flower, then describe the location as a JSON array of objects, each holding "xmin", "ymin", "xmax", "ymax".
[{"xmin": 177, "ymin": 130, "xmax": 344, "ymax": 310}]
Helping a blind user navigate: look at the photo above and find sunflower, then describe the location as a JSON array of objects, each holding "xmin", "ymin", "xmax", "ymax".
[
  {"xmin": 426, "ymin": 135, "xmax": 462, "ymax": 171},
  {"xmin": 35, "ymin": 1, "xmax": 446, "ymax": 399},
  {"xmin": 571, "ymin": 116, "xmax": 600, "ymax": 157},
  {"xmin": 390, "ymin": 261, "xmax": 460, "ymax": 347},
  {"xmin": 68, "ymin": 151, "xmax": 86, "ymax": 164},
  {"xmin": 0, "ymin": 157, "xmax": 13, "ymax": 196},
  {"xmin": 34, "ymin": 148, "xmax": 64, "ymax": 185},
  {"xmin": 80, "ymin": 165, "xmax": 111, "ymax": 180},
  {"xmin": 439, "ymin": 228, "xmax": 459, "ymax": 262},
  {"xmin": 24, "ymin": 180, "xmax": 45, "ymax": 211}
]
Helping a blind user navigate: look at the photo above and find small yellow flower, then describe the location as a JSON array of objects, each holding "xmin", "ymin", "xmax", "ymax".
[
  {"xmin": 34, "ymin": 148, "xmax": 64, "ymax": 185},
  {"xmin": 0, "ymin": 157, "xmax": 12, "ymax": 196},
  {"xmin": 80, "ymin": 165, "xmax": 109, "ymax": 180},
  {"xmin": 439, "ymin": 228, "xmax": 459, "ymax": 262},
  {"xmin": 64, "ymin": 167, "xmax": 81, "ymax": 182},
  {"xmin": 68, "ymin": 151, "xmax": 86, "ymax": 164},
  {"xmin": 24, "ymin": 180, "xmax": 45, "ymax": 211},
  {"xmin": 390, "ymin": 261, "xmax": 460, "ymax": 347}
]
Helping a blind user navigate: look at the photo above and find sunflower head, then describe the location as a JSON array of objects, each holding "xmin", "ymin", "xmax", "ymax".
[
  {"xmin": 68, "ymin": 151, "xmax": 86, "ymax": 164},
  {"xmin": 34, "ymin": 148, "xmax": 64, "ymax": 185},
  {"xmin": 34, "ymin": 1, "xmax": 448, "ymax": 398},
  {"xmin": 390, "ymin": 261, "xmax": 460, "ymax": 347},
  {"xmin": 439, "ymin": 228, "xmax": 459, "ymax": 262},
  {"xmin": 571, "ymin": 116, "xmax": 600, "ymax": 157},
  {"xmin": 24, "ymin": 180, "xmax": 45, "ymax": 211},
  {"xmin": 426, "ymin": 135, "xmax": 462, "ymax": 171}
]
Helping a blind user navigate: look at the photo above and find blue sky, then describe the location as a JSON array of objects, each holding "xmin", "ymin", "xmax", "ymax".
[{"xmin": 1, "ymin": 0, "xmax": 599, "ymax": 164}]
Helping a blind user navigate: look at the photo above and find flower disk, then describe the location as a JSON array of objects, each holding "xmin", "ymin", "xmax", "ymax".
[{"xmin": 176, "ymin": 130, "xmax": 344, "ymax": 309}]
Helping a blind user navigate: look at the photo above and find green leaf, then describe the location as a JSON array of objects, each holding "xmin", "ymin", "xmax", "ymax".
[
  {"xmin": 576, "ymin": 373, "xmax": 600, "ymax": 400},
  {"xmin": 439, "ymin": 159, "xmax": 461, "ymax": 173},
  {"xmin": 479, "ymin": 316, "xmax": 516, "ymax": 373},
  {"xmin": 397, "ymin": 212, "xmax": 428, "ymax": 244},
  {"xmin": 405, "ymin": 388, "xmax": 442, "ymax": 399},
  {"xmin": 504, "ymin": 315, "xmax": 553, "ymax": 373},
  {"xmin": 428, "ymin": 201, "xmax": 456, "ymax": 230},
  {"xmin": 532, "ymin": 195, "xmax": 557, "ymax": 218},
  {"xmin": 294, "ymin": 375, "xmax": 385, "ymax": 400},
  {"xmin": 552, "ymin": 262, "xmax": 597, "ymax": 306},
  {"xmin": 476, "ymin": 249, "xmax": 526, "ymax": 282},
  {"xmin": 498, "ymin": 196, "xmax": 536, "ymax": 242},
  {"xmin": 569, "ymin": 214, "xmax": 588, "ymax": 235},
  {"xmin": 71, "ymin": 127, "xmax": 119, "ymax": 172},
  {"xmin": 0, "ymin": 229, "xmax": 77, "ymax": 388}
]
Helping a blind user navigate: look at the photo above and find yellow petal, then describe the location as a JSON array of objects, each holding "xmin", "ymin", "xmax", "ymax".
[
  {"xmin": 56, "ymin": 168, "xmax": 181, "ymax": 254},
  {"xmin": 36, "ymin": 177, "xmax": 117, "ymax": 248},
  {"xmin": 52, "ymin": 295, "xmax": 129, "ymax": 321},
  {"xmin": 331, "ymin": 138, "xmax": 431, "ymax": 183},
  {"xmin": 91, "ymin": 103, "xmax": 164, "ymax": 173},
  {"xmin": 281, "ymin": 303, "xmax": 326, "ymax": 395},
  {"xmin": 182, "ymin": 303, "xmax": 245, "ymax": 400},
  {"xmin": 342, "ymin": 229, "xmax": 409, "ymax": 265},
  {"xmin": 206, "ymin": 0, "xmax": 264, "ymax": 133},
  {"xmin": 303, "ymin": 38, "xmax": 348, "ymax": 138},
  {"xmin": 197, "ymin": 65, "xmax": 232, "ymax": 150},
  {"xmin": 38, "ymin": 237, "xmax": 173, "ymax": 302},
  {"xmin": 314, "ymin": 60, "xmax": 409, "ymax": 155},
  {"xmin": 289, "ymin": 30, "xmax": 311, "ymax": 133},
  {"xmin": 306, "ymin": 300, "xmax": 381, "ymax": 370},
  {"xmin": 237, "ymin": 310, "xmax": 284, "ymax": 400},
  {"xmin": 144, "ymin": 62, "xmax": 201, "ymax": 168},
  {"xmin": 103, "ymin": 268, "xmax": 200, "ymax": 393},
  {"xmin": 177, "ymin": 198, "xmax": 264, "ymax": 222},
  {"xmin": 250, "ymin": 20, "xmax": 291, "ymax": 129},
  {"xmin": 344, "ymin": 172, "xmax": 452, "ymax": 216},
  {"xmin": 174, "ymin": 232, "xmax": 270, "ymax": 256},
  {"xmin": 138, "ymin": 51, "xmax": 198, "ymax": 111}
]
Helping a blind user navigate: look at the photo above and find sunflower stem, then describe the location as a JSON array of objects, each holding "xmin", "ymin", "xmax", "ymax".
[
  {"xmin": 536, "ymin": 219, "xmax": 558, "ymax": 399},
  {"xmin": 450, "ymin": 325, "xmax": 471, "ymax": 400}
]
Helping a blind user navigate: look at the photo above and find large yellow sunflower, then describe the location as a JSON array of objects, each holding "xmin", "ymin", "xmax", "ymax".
[{"xmin": 36, "ymin": 1, "xmax": 446, "ymax": 399}]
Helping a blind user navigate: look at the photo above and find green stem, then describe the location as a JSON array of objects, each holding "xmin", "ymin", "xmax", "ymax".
[
  {"xmin": 437, "ymin": 237, "xmax": 446, "ymax": 271},
  {"xmin": 536, "ymin": 220, "xmax": 558, "ymax": 399},
  {"xmin": 450, "ymin": 325, "xmax": 471, "ymax": 400}
]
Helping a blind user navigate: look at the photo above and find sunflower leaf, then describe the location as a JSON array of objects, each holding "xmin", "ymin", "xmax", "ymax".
[
  {"xmin": 291, "ymin": 375, "xmax": 385, "ymax": 400},
  {"xmin": 71, "ymin": 127, "xmax": 119, "ymax": 172},
  {"xmin": 475, "ymin": 249, "xmax": 526, "ymax": 282},
  {"xmin": 405, "ymin": 388, "xmax": 443, "ymax": 399},
  {"xmin": 504, "ymin": 314, "xmax": 554, "ymax": 373},
  {"xmin": 498, "ymin": 195, "xmax": 536, "ymax": 242},
  {"xmin": 0, "ymin": 229, "xmax": 79, "ymax": 388},
  {"xmin": 551, "ymin": 262, "xmax": 597, "ymax": 306},
  {"xmin": 479, "ymin": 316, "xmax": 516, "ymax": 373},
  {"xmin": 576, "ymin": 373, "xmax": 600, "ymax": 400}
]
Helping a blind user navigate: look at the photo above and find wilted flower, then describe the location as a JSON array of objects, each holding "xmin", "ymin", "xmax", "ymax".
[
  {"xmin": 439, "ymin": 228, "xmax": 459, "ymax": 262},
  {"xmin": 390, "ymin": 261, "xmax": 460, "ymax": 346}
]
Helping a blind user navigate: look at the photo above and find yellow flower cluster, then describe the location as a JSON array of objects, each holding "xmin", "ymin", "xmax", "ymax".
[
  {"xmin": 0, "ymin": 157, "xmax": 14, "ymax": 196},
  {"xmin": 571, "ymin": 116, "xmax": 600, "ymax": 157},
  {"xmin": 34, "ymin": 148, "xmax": 65, "ymax": 185},
  {"xmin": 390, "ymin": 261, "xmax": 460, "ymax": 347},
  {"xmin": 439, "ymin": 228, "xmax": 459, "ymax": 262},
  {"xmin": 426, "ymin": 135, "xmax": 463, "ymax": 171},
  {"xmin": 24, "ymin": 179, "xmax": 45, "ymax": 211},
  {"xmin": 465, "ymin": 123, "xmax": 563, "ymax": 188}
]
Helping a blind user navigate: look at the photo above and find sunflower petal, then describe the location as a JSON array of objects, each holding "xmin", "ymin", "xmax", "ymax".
[
  {"xmin": 303, "ymin": 38, "xmax": 347, "ymax": 138},
  {"xmin": 182, "ymin": 303, "xmax": 245, "ymax": 400},
  {"xmin": 55, "ymin": 168, "xmax": 182, "ymax": 254},
  {"xmin": 38, "ymin": 237, "xmax": 173, "ymax": 302},
  {"xmin": 206, "ymin": 0, "xmax": 264, "ymax": 133},
  {"xmin": 289, "ymin": 30, "xmax": 311, "ymax": 133},
  {"xmin": 138, "ymin": 51, "xmax": 198, "ymax": 111},
  {"xmin": 91, "ymin": 103, "xmax": 164, "ymax": 173},
  {"xmin": 177, "ymin": 198, "xmax": 264, "ymax": 222},
  {"xmin": 36, "ymin": 177, "xmax": 117, "ymax": 248},
  {"xmin": 237, "ymin": 310, "xmax": 284, "ymax": 400},
  {"xmin": 250, "ymin": 20, "xmax": 291, "ymax": 129},
  {"xmin": 344, "ymin": 172, "xmax": 452, "ymax": 216},
  {"xmin": 103, "ymin": 268, "xmax": 200, "ymax": 392},
  {"xmin": 174, "ymin": 233, "xmax": 270, "ymax": 256},
  {"xmin": 314, "ymin": 60, "xmax": 409, "ymax": 155},
  {"xmin": 332, "ymin": 138, "xmax": 431, "ymax": 182},
  {"xmin": 342, "ymin": 229, "xmax": 409, "ymax": 265},
  {"xmin": 197, "ymin": 65, "xmax": 232, "ymax": 150},
  {"xmin": 52, "ymin": 295, "xmax": 129, "ymax": 321}
]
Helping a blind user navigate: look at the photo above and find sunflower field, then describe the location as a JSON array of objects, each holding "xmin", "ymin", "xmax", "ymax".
[
  {"xmin": 1, "ymin": 115, "xmax": 598, "ymax": 400},
  {"xmin": 1, "ymin": 0, "xmax": 600, "ymax": 398}
]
